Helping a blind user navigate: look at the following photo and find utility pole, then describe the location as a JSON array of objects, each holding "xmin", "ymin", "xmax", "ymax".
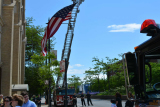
[
  {"xmin": 45, "ymin": 38, "xmax": 48, "ymax": 105},
  {"xmin": 65, "ymin": 58, "xmax": 68, "ymax": 107},
  {"xmin": 48, "ymin": 38, "xmax": 52, "ymax": 107},
  {"xmin": 48, "ymin": 17, "xmax": 52, "ymax": 107},
  {"xmin": 45, "ymin": 17, "xmax": 51, "ymax": 107}
]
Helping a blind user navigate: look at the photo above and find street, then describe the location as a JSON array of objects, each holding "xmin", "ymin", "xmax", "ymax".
[
  {"xmin": 41, "ymin": 97, "xmax": 127, "ymax": 107},
  {"xmin": 76, "ymin": 98, "xmax": 126, "ymax": 107}
]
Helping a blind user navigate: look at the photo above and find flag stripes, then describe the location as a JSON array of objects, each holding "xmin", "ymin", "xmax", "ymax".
[{"xmin": 41, "ymin": 3, "xmax": 76, "ymax": 56}]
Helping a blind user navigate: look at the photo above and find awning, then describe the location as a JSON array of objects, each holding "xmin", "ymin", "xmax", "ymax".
[{"xmin": 12, "ymin": 84, "xmax": 29, "ymax": 91}]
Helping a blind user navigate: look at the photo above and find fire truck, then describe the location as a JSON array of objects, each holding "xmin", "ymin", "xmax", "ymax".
[
  {"xmin": 123, "ymin": 19, "xmax": 160, "ymax": 107},
  {"xmin": 53, "ymin": 87, "xmax": 75, "ymax": 107}
]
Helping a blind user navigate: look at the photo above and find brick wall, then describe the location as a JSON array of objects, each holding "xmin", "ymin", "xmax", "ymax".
[
  {"xmin": 1, "ymin": 0, "xmax": 26, "ymax": 96},
  {"xmin": 1, "ymin": 6, "xmax": 13, "ymax": 96}
]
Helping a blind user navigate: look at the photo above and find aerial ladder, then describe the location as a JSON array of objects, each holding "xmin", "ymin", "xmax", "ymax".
[
  {"xmin": 56, "ymin": 0, "xmax": 85, "ymax": 89},
  {"xmin": 53, "ymin": 1, "xmax": 84, "ymax": 106}
]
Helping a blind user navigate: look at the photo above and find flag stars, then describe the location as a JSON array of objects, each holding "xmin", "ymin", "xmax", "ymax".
[{"xmin": 53, "ymin": 3, "xmax": 75, "ymax": 19}]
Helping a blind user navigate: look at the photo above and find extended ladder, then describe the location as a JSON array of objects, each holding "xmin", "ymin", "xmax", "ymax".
[{"xmin": 56, "ymin": 0, "xmax": 84, "ymax": 88}]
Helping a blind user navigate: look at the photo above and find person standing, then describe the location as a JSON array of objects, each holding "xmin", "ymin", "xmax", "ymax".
[
  {"xmin": 21, "ymin": 91, "xmax": 37, "ymax": 107},
  {"xmin": 32, "ymin": 95, "xmax": 36, "ymax": 104},
  {"xmin": 0, "ymin": 94, "xmax": 4, "ymax": 107},
  {"xmin": 36, "ymin": 95, "xmax": 41, "ymax": 107},
  {"xmin": 72, "ymin": 93, "xmax": 77, "ymax": 107},
  {"xmin": 2, "ymin": 96, "xmax": 12, "ymax": 107},
  {"xmin": 86, "ymin": 91, "xmax": 93, "ymax": 106},
  {"xmin": 115, "ymin": 92, "xmax": 122, "ymax": 107},
  {"xmin": 125, "ymin": 92, "xmax": 134, "ymax": 107},
  {"xmin": 11, "ymin": 94, "xmax": 24, "ymax": 107},
  {"xmin": 80, "ymin": 92, "xmax": 86, "ymax": 107}
]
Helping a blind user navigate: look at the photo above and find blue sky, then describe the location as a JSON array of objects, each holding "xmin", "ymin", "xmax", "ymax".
[{"xmin": 26, "ymin": 0, "xmax": 160, "ymax": 80}]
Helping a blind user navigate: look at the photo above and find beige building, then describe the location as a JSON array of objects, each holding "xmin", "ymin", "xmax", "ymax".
[{"xmin": 0, "ymin": 0, "xmax": 28, "ymax": 96}]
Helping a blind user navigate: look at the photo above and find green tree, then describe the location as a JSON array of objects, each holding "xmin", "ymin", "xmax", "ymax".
[
  {"xmin": 25, "ymin": 17, "xmax": 58, "ymax": 95},
  {"xmin": 84, "ymin": 55, "xmax": 123, "ymax": 92},
  {"xmin": 31, "ymin": 53, "xmax": 61, "ymax": 92},
  {"xmin": 84, "ymin": 66, "xmax": 102, "ymax": 92},
  {"xmin": 145, "ymin": 62, "xmax": 160, "ymax": 85},
  {"xmin": 68, "ymin": 75, "xmax": 81, "ymax": 93},
  {"xmin": 25, "ymin": 17, "xmax": 44, "ymax": 62},
  {"xmin": 92, "ymin": 56, "xmax": 123, "ymax": 90}
]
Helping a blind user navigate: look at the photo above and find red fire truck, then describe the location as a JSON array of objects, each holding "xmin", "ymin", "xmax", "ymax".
[
  {"xmin": 123, "ymin": 19, "xmax": 160, "ymax": 107},
  {"xmin": 53, "ymin": 87, "xmax": 75, "ymax": 107}
]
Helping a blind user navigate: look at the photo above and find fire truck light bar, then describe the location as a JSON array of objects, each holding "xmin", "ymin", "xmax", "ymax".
[{"xmin": 140, "ymin": 19, "xmax": 158, "ymax": 33}]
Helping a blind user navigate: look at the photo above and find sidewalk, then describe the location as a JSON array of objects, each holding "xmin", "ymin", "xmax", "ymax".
[
  {"xmin": 41, "ymin": 97, "xmax": 54, "ymax": 107},
  {"xmin": 41, "ymin": 104, "xmax": 54, "ymax": 107},
  {"xmin": 41, "ymin": 104, "xmax": 48, "ymax": 107}
]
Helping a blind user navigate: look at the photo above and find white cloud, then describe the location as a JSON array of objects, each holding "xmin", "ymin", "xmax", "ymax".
[
  {"xmin": 74, "ymin": 64, "xmax": 84, "ymax": 67},
  {"xmin": 68, "ymin": 64, "xmax": 85, "ymax": 75},
  {"xmin": 107, "ymin": 23, "xmax": 141, "ymax": 32},
  {"xmin": 67, "ymin": 69, "xmax": 86, "ymax": 74},
  {"xmin": 86, "ymin": 74, "xmax": 107, "ymax": 79},
  {"xmin": 99, "ymin": 74, "xmax": 107, "ymax": 79},
  {"xmin": 68, "ymin": 65, "xmax": 73, "ymax": 69},
  {"xmin": 68, "ymin": 64, "xmax": 84, "ymax": 68}
]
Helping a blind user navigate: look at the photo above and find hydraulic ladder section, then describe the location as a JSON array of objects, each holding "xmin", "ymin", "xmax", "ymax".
[
  {"xmin": 56, "ymin": 0, "xmax": 85, "ymax": 88},
  {"xmin": 61, "ymin": 0, "xmax": 84, "ymax": 61}
]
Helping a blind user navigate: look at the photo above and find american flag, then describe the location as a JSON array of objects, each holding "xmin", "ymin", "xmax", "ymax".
[{"xmin": 41, "ymin": 3, "xmax": 76, "ymax": 56}]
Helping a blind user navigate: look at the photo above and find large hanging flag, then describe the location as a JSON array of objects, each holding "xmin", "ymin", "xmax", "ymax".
[{"xmin": 41, "ymin": 3, "xmax": 76, "ymax": 56}]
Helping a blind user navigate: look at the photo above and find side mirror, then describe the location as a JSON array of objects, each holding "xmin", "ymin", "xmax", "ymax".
[{"xmin": 125, "ymin": 53, "xmax": 139, "ymax": 85}]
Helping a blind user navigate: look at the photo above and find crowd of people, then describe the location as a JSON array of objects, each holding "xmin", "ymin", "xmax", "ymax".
[
  {"xmin": 0, "ymin": 91, "xmax": 134, "ymax": 107},
  {"xmin": 0, "ymin": 92, "xmax": 41, "ymax": 107}
]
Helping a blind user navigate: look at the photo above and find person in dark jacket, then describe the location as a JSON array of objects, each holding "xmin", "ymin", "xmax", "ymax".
[
  {"xmin": 115, "ymin": 92, "xmax": 122, "ymax": 107},
  {"xmin": 85, "ymin": 91, "xmax": 93, "ymax": 106},
  {"xmin": 36, "ymin": 95, "xmax": 41, "ymax": 107},
  {"xmin": 80, "ymin": 92, "xmax": 86, "ymax": 107},
  {"xmin": 125, "ymin": 92, "xmax": 134, "ymax": 107},
  {"xmin": 72, "ymin": 93, "xmax": 77, "ymax": 107},
  {"xmin": 32, "ymin": 95, "xmax": 36, "ymax": 104}
]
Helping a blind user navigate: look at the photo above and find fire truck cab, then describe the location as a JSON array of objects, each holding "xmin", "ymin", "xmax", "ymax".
[
  {"xmin": 53, "ymin": 88, "xmax": 75, "ymax": 107},
  {"xmin": 123, "ymin": 19, "xmax": 160, "ymax": 106}
]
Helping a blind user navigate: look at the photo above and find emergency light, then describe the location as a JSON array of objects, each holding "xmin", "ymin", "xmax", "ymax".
[{"xmin": 140, "ymin": 19, "xmax": 160, "ymax": 36}]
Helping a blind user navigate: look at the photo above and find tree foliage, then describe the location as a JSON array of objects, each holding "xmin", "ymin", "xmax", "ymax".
[
  {"xmin": 31, "ymin": 52, "xmax": 61, "ymax": 88},
  {"xmin": 84, "ymin": 55, "xmax": 124, "ymax": 93},
  {"xmin": 25, "ymin": 17, "xmax": 60, "ymax": 95},
  {"xmin": 145, "ymin": 62, "xmax": 160, "ymax": 85},
  {"xmin": 68, "ymin": 75, "xmax": 81, "ymax": 93},
  {"xmin": 25, "ymin": 17, "xmax": 44, "ymax": 62}
]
